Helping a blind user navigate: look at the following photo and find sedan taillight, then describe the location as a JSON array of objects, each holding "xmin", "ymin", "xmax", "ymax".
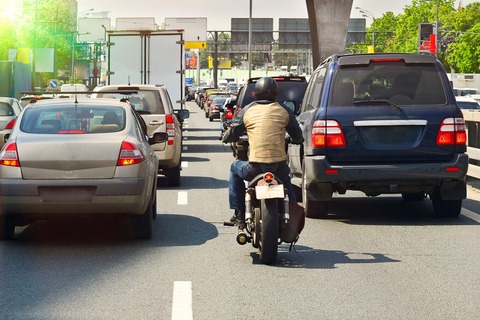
[
  {"xmin": 311, "ymin": 120, "xmax": 346, "ymax": 148},
  {"xmin": 436, "ymin": 117, "xmax": 467, "ymax": 145},
  {"xmin": 117, "ymin": 141, "xmax": 145, "ymax": 166},
  {"xmin": 0, "ymin": 142, "xmax": 20, "ymax": 167},
  {"xmin": 5, "ymin": 119, "xmax": 16, "ymax": 130}
]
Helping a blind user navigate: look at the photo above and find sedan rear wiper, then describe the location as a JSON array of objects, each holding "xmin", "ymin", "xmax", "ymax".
[{"xmin": 353, "ymin": 99, "xmax": 403, "ymax": 111}]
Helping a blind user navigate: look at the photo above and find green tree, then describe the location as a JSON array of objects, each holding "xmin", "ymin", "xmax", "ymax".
[
  {"xmin": 0, "ymin": 0, "xmax": 76, "ymax": 84},
  {"xmin": 442, "ymin": 2, "xmax": 480, "ymax": 72}
]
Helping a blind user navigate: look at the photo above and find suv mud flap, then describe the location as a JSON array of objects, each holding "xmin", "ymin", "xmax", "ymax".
[
  {"xmin": 307, "ymin": 182, "xmax": 333, "ymax": 201},
  {"xmin": 439, "ymin": 180, "xmax": 466, "ymax": 200}
]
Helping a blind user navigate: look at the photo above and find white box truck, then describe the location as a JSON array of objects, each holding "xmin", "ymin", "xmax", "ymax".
[{"xmin": 106, "ymin": 29, "xmax": 185, "ymax": 109}]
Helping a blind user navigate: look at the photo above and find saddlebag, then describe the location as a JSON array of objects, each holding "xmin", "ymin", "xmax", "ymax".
[{"xmin": 281, "ymin": 202, "xmax": 305, "ymax": 243}]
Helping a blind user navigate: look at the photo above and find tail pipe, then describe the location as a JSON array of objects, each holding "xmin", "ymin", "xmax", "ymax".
[{"xmin": 236, "ymin": 229, "xmax": 249, "ymax": 245}]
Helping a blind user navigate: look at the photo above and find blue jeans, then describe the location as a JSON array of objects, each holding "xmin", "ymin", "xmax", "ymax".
[{"xmin": 228, "ymin": 160, "xmax": 296, "ymax": 212}]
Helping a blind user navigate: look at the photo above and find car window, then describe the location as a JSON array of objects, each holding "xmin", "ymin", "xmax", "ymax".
[
  {"xmin": 95, "ymin": 90, "xmax": 165, "ymax": 114},
  {"xmin": 20, "ymin": 105, "xmax": 126, "ymax": 134},
  {"xmin": 303, "ymin": 68, "xmax": 326, "ymax": 112},
  {"xmin": 331, "ymin": 62, "xmax": 447, "ymax": 107},
  {"xmin": 0, "ymin": 102, "xmax": 14, "ymax": 116}
]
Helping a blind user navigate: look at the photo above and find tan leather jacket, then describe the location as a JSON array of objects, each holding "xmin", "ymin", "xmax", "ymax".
[{"xmin": 222, "ymin": 101, "xmax": 303, "ymax": 163}]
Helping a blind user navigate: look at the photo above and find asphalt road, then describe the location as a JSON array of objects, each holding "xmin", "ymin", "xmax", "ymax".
[{"xmin": 1, "ymin": 101, "xmax": 480, "ymax": 319}]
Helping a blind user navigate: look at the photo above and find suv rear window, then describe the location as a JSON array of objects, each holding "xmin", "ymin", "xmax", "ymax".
[
  {"xmin": 95, "ymin": 90, "xmax": 165, "ymax": 114},
  {"xmin": 331, "ymin": 62, "xmax": 447, "ymax": 107}
]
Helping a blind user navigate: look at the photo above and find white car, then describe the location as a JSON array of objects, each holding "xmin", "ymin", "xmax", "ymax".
[{"xmin": 455, "ymin": 96, "xmax": 480, "ymax": 110}]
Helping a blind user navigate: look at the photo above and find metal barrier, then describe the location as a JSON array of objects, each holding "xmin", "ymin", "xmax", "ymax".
[{"xmin": 464, "ymin": 111, "xmax": 480, "ymax": 179}]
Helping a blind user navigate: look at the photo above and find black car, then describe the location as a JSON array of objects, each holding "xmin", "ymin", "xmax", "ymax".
[
  {"xmin": 288, "ymin": 53, "xmax": 468, "ymax": 218},
  {"xmin": 236, "ymin": 76, "xmax": 308, "ymax": 115}
]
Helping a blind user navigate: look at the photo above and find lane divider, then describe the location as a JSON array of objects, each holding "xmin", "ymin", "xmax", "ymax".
[{"xmin": 171, "ymin": 281, "xmax": 193, "ymax": 320}]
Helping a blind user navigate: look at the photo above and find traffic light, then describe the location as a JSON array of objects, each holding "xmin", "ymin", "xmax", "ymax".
[{"xmin": 419, "ymin": 23, "xmax": 434, "ymax": 41}]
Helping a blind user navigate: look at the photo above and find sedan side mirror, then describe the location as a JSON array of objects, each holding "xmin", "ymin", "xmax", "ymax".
[{"xmin": 150, "ymin": 132, "xmax": 168, "ymax": 144}]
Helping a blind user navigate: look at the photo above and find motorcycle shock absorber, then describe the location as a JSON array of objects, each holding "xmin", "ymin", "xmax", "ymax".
[
  {"xmin": 283, "ymin": 192, "xmax": 290, "ymax": 224},
  {"xmin": 245, "ymin": 188, "xmax": 253, "ymax": 222}
]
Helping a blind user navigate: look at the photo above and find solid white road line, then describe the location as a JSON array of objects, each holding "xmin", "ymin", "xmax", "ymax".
[
  {"xmin": 171, "ymin": 281, "xmax": 193, "ymax": 320},
  {"xmin": 181, "ymin": 161, "xmax": 189, "ymax": 168},
  {"xmin": 177, "ymin": 191, "xmax": 188, "ymax": 205}
]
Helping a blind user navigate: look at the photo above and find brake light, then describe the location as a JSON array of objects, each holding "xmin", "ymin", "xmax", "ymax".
[
  {"xmin": 370, "ymin": 58, "xmax": 403, "ymax": 63},
  {"xmin": 5, "ymin": 119, "xmax": 16, "ymax": 130},
  {"xmin": 166, "ymin": 114, "xmax": 175, "ymax": 146},
  {"xmin": 117, "ymin": 141, "xmax": 145, "ymax": 166},
  {"xmin": 225, "ymin": 110, "xmax": 234, "ymax": 119},
  {"xmin": 263, "ymin": 172, "xmax": 275, "ymax": 184},
  {"xmin": 0, "ymin": 142, "xmax": 20, "ymax": 167},
  {"xmin": 311, "ymin": 120, "xmax": 346, "ymax": 148},
  {"xmin": 436, "ymin": 117, "xmax": 466, "ymax": 145}
]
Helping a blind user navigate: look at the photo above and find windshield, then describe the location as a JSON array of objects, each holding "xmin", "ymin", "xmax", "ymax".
[{"xmin": 331, "ymin": 62, "xmax": 447, "ymax": 107}]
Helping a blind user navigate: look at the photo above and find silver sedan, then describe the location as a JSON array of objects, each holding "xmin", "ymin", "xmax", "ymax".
[
  {"xmin": 0, "ymin": 97, "xmax": 23, "ymax": 149},
  {"xmin": 0, "ymin": 98, "xmax": 164, "ymax": 240}
]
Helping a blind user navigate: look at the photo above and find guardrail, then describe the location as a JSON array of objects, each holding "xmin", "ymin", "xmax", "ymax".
[{"xmin": 464, "ymin": 111, "xmax": 480, "ymax": 179}]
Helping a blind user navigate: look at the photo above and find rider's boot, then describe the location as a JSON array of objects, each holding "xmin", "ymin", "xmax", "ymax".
[{"xmin": 229, "ymin": 210, "xmax": 246, "ymax": 229}]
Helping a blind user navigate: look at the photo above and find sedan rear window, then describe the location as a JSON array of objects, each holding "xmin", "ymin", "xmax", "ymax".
[{"xmin": 20, "ymin": 106, "xmax": 126, "ymax": 134}]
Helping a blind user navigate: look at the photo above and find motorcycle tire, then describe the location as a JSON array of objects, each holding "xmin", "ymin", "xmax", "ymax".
[{"xmin": 259, "ymin": 199, "xmax": 279, "ymax": 265}]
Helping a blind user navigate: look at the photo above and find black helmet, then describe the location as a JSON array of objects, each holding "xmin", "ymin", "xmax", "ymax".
[{"xmin": 254, "ymin": 77, "xmax": 278, "ymax": 101}]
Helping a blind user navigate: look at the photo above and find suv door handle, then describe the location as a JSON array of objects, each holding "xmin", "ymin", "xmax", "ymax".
[{"xmin": 149, "ymin": 120, "xmax": 164, "ymax": 126}]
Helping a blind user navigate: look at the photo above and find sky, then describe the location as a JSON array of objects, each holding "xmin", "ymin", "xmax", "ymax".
[{"xmin": 77, "ymin": 0, "xmax": 476, "ymax": 30}]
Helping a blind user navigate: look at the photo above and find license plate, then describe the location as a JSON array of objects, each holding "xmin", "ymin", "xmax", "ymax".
[{"xmin": 255, "ymin": 184, "xmax": 285, "ymax": 199}]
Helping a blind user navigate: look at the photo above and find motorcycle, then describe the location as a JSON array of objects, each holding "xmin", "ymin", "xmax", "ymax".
[{"xmin": 223, "ymin": 140, "xmax": 304, "ymax": 265}]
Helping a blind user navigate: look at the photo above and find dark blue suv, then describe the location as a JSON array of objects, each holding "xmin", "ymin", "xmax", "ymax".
[{"xmin": 288, "ymin": 53, "xmax": 468, "ymax": 218}]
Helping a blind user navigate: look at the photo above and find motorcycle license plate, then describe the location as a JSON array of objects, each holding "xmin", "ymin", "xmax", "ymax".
[{"xmin": 255, "ymin": 184, "xmax": 285, "ymax": 199}]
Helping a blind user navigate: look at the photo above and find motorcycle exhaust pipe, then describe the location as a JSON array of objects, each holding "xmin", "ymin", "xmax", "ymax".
[{"xmin": 236, "ymin": 230, "xmax": 249, "ymax": 245}]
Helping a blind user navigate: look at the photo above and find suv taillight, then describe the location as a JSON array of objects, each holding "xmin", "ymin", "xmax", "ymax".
[
  {"xmin": 311, "ymin": 120, "xmax": 346, "ymax": 148},
  {"xmin": 0, "ymin": 142, "xmax": 20, "ymax": 167},
  {"xmin": 166, "ymin": 114, "xmax": 175, "ymax": 145},
  {"xmin": 436, "ymin": 117, "xmax": 467, "ymax": 145},
  {"xmin": 117, "ymin": 141, "xmax": 145, "ymax": 166}
]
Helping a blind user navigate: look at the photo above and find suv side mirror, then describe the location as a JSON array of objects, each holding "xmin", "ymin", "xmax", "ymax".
[
  {"xmin": 176, "ymin": 109, "xmax": 190, "ymax": 120},
  {"xmin": 150, "ymin": 132, "xmax": 168, "ymax": 144}
]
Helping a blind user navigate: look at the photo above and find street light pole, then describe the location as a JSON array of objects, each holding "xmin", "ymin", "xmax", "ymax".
[
  {"xmin": 355, "ymin": 7, "xmax": 375, "ymax": 52},
  {"xmin": 248, "ymin": 0, "xmax": 252, "ymax": 79}
]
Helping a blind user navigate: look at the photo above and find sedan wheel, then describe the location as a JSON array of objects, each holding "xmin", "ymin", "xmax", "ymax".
[
  {"xmin": 133, "ymin": 194, "xmax": 155, "ymax": 239},
  {"xmin": 0, "ymin": 216, "xmax": 15, "ymax": 240}
]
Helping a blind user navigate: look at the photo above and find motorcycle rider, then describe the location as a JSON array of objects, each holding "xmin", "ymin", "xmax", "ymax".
[{"xmin": 222, "ymin": 77, "xmax": 304, "ymax": 227}]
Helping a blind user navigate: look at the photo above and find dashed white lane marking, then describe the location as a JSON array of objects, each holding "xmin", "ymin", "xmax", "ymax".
[
  {"xmin": 171, "ymin": 281, "xmax": 193, "ymax": 320},
  {"xmin": 177, "ymin": 191, "xmax": 188, "ymax": 205},
  {"xmin": 462, "ymin": 208, "xmax": 480, "ymax": 223},
  {"xmin": 181, "ymin": 161, "xmax": 188, "ymax": 168}
]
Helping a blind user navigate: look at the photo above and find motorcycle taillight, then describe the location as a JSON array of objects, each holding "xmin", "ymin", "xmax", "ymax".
[
  {"xmin": 226, "ymin": 110, "xmax": 234, "ymax": 119},
  {"xmin": 263, "ymin": 172, "xmax": 274, "ymax": 184}
]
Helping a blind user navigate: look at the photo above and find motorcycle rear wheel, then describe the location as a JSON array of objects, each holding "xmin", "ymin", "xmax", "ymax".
[{"xmin": 259, "ymin": 199, "xmax": 279, "ymax": 265}]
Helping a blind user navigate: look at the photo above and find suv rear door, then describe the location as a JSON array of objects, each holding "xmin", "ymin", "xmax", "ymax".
[{"xmin": 318, "ymin": 54, "xmax": 464, "ymax": 165}]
